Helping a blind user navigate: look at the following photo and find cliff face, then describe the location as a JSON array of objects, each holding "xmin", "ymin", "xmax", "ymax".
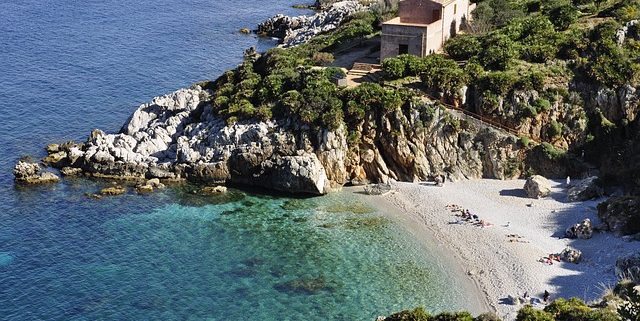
[{"xmin": 42, "ymin": 86, "xmax": 524, "ymax": 194}]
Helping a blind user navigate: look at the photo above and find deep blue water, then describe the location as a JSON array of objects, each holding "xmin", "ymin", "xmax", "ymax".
[{"xmin": 0, "ymin": 1, "xmax": 471, "ymax": 320}]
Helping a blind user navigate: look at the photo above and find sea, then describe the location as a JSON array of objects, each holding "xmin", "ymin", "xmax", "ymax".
[{"xmin": 0, "ymin": 0, "xmax": 472, "ymax": 320}]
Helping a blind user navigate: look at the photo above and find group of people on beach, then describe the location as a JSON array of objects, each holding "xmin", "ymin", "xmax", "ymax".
[
  {"xmin": 539, "ymin": 253, "xmax": 562, "ymax": 265},
  {"xmin": 516, "ymin": 290, "xmax": 551, "ymax": 305},
  {"xmin": 446, "ymin": 204, "xmax": 493, "ymax": 228}
]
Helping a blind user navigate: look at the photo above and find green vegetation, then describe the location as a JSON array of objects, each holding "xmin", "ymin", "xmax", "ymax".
[
  {"xmin": 195, "ymin": 0, "xmax": 640, "ymax": 183},
  {"xmin": 383, "ymin": 297, "xmax": 619, "ymax": 321}
]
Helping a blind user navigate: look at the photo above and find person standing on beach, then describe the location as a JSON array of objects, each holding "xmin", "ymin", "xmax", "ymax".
[{"xmin": 543, "ymin": 290, "xmax": 550, "ymax": 303}]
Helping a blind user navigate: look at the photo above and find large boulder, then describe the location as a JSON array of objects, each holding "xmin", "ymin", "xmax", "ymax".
[
  {"xmin": 13, "ymin": 161, "xmax": 60, "ymax": 184},
  {"xmin": 567, "ymin": 176, "xmax": 603, "ymax": 202},
  {"xmin": 565, "ymin": 218, "xmax": 594, "ymax": 239},
  {"xmin": 264, "ymin": 153, "xmax": 328, "ymax": 195},
  {"xmin": 561, "ymin": 247, "xmax": 582, "ymax": 263},
  {"xmin": 524, "ymin": 175, "xmax": 552, "ymax": 199},
  {"xmin": 598, "ymin": 196, "xmax": 640, "ymax": 236}
]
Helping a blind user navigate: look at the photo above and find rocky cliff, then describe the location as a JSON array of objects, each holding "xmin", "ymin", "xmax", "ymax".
[{"xmin": 35, "ymin": 86, "xmax": 525, "ymax": 195}]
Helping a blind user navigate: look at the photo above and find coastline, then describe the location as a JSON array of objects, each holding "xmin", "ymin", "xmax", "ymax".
[
  {"xmin": 358, "ymin": 179, "xmax": 640, "ymax": 320},
  {"xmin": 352, "ymin": 187, "xmax": 491, "ymax": 316}
]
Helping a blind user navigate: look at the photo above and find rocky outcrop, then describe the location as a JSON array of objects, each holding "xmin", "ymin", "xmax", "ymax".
[
  {"xmin": 598, "ymin": 196, "xmax": 640, "ymax": 236},
  {"xmin": 561, "ymin": 247, "xmax": 582, "ymax": 264},
  {"xmin": 13, "ymin": 161, "xmax": 60, "ymax": 184},
  {"xmin": 567, "ymin": 176, "xmax": 604, "ymax": 202},
  {"xmin": 616, "ymin": 253, "xmax": 640, "ymax": 280},
  {"xmin": 565, "ymin": 218, "xmax": 594, "ymax": 239},
  {"xmin": 36, "ymin": 86, "xmax": 528, "ymax": 195},
  {"xmin": 100, "ymin": 186, "xmax": 126, "ymax": 196},
  {"xmin": 524, "ymin": 175, "xmax": 552, "ymax": 199},
  {"xmin": 257, "ymin": 1, "xmax": 366, "ymax": 47}
]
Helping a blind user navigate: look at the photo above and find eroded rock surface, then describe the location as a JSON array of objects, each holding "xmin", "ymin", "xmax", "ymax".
[
  {"xmin": 34, "ymin": 86, "xmax": 529, "ymax": 195},
  {"xmin": 13, "ymin": 161, "xmax": 60, "ymax": 185},
  {"xmin": 598, "ymin": 196, "xmax": 640, "ymax": 236},
  {"xmin": 524, "ymin": 175, "xmax": 552, "ymax": 199}
]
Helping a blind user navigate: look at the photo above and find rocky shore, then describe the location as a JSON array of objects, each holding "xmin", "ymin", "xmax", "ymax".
[
  {"xmin": 257, "ymin": 0, "xmax": 366, "ymax": 47},
  {"xmin": 16, "ymin": 83, "xmax": 530, "ymax": 195}
]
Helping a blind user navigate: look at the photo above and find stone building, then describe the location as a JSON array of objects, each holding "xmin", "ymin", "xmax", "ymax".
[{"xmin": 380, "ymin": 0, "xmax": 476, "ymax": 61}]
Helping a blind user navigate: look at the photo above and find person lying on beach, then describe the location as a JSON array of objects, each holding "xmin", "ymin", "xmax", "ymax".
[{"xmin": 474, "ymin": 220, "xmax": 493, "ymax": 228}]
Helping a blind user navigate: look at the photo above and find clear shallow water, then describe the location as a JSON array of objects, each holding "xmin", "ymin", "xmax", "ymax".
[{"xmin": 0, "ymin": 0, "xmax": 470, "ymax": 320}]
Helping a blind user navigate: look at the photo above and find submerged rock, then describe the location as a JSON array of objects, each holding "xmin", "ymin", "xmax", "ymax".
[
  {"xmin": 13, "ymin": 161, "xmax": 60, "ymax": 185},
  {"xmin": 201, "ymin": 186, "xmax": 228, "ymax": 195},
  {"xmin": 60, "ymin": 167, "xmax": 83, "ymax": 177},
  {"xmin": 524, "ymin": 175, "xmax": 552, "ymax": 199},
  {"xmin": 100, "ymin": 186, "xmax": 126, "ymax": 196}
]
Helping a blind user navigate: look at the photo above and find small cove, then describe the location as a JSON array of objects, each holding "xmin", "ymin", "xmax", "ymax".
[{"xmin": 0, "ymin": 0, "xmax": 477, "ymax": 319}]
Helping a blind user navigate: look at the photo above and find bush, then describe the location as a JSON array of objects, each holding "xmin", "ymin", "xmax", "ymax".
[
  {"xmin": 547, "ymin": 120, "xmax": 563, "ymax": 138},
  {"xmin": 444, "ymin": 35, "xmax": 482, "ymax": 60},
  {"xmin": 619, "ymin": 285, "xmax": 640, "ymax": 321},
  {"xmin": 516, "ymin": 305, "xmax": 554, "ymax": 321},
  {"xmin": 384, "ymin": 307, "xmax": 431, "ymax": 321},
  {"xmin": 311, "ymin": 52, "xmax": 335, "ymax": 65},
  {"xmin": 545, "ymin": 298, "xmax": 619, "ymax": 321},
  {"xmin": 532, "ymin": 98, "xmax": 552, "ymax": 113},
  {"xmin": 382, "ymin": 57, "xmax": 406, "ymax": 79},
  {"xmin": 478, "ymin": 71, "xmax": 518, "ymax": 95},
  {"xmin": 480, "ymin": 33, "xmax": 519, "ymax": 70},
  {"xmin": 433, "ymin": 311, "xmax": 474, "ymax": 321},
  {"xmin": 549, "ymin": 4, "xmax": 579, "ymax": 30},
  {"xmin": 540, "ymin": 142, "xmax": 566, "ymax": 160},
  {"xmin": 544, "ymin": 298, "xmax": 591, "ymax": 321},
  {"xmin": 420, "ymin": 55, "xmax": 468, "ymax": 97},
  {"xmin": 396, "ymin": 54, "xmax": 427, "ymax": 76},
  {"xmin": 474, "ymin": 312, "xmax": 502, "ymax": 321}
]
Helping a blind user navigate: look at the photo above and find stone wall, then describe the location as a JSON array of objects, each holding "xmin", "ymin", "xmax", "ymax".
[{"xmin": 381, "ymin": 22, "xmax": 428, "ymax": 60}]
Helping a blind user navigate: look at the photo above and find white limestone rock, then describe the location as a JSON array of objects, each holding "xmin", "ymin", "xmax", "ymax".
[{"xmin": 524, "ymin": 175, "xmax": 552, "ymax": 199}]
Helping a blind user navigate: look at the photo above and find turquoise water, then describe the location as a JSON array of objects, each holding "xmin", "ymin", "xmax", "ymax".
[
  {"xmin": 1, "ymin": 185, "xmax": 469, "ymax": 320},
  {"xmin": 0, "ymin": 0, "xmax": 471, "ymax": 319}
]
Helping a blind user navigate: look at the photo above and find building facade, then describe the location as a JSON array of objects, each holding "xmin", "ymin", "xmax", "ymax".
[{"xmin": 380, "ymin": 0, "xmax": 475, "ymax": 61}]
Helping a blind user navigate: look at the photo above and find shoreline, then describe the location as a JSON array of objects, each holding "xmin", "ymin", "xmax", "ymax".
[
  {"xmin": 357, "ymin": 179, "xmax": 640, "ymax": 320},
  {"xmin": 354, "ymin": 187, "xmax": 491, "ymax": 316}
]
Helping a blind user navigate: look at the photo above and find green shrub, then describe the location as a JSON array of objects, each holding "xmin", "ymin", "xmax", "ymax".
[
  {"xmin": 547, "ymin": 120, "xmax": 563, "ymax": 138},
  {"xmin": 619, "ymin": 284, "xmax": 640, "ymax": 321},
  {"xmin": 478, "ymin": 71, "xmax": 518, "ymax": 95},
  {"xmin": 433, "ymin": 311, "xmax": 474, "ymax": 321},
  {"xmin": 549, "ymin": 4, "xmax": 579, "ymax": 30},
  {"xmin": 532, "ymin": 98, "xmax": 552, "ymax": 113},
  {"xmin": 399, "ymin": 54, "xmax": 427, "ymax": 76},
  {"xmin": 516, "ymin": 305, "xmax": 554, "ymax": 321},
  {"xmin": 544, "ymin": 298, "xmax": 591, "ymax": 321},
  {"xmin": 474, "ymin": 312, "xmax": 502, "ymax": 321},
  {"xmin": 540, "ymin": 142, "xmax": 566, "ymax": 160},
  {"xmin": 519, "ymin": 136, "xmax": 532, "ymax": 148},
  {"xmin": 444, "ymin": 35, "xmax": 482, "ymax": 60},
  {"xmin": 382, "ymin": 57, "xmax": 406, "ymax": 79},
  {"xmin": 384, "ymin": 307, "xmax": 431, "ymax": 321},
  {"xmin": 480, "ymin": 33, "xmax": 519, "ymax": 70},
  {"xmin": 420, "ymin": 55, "xmax": 468, "ymax": 97},
  {"xmin": 311, "ymin": 52, "xmax": 335, "ymax": 65}
]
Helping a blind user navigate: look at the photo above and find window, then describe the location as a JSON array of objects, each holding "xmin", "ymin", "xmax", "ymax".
[
  {"xmin": 399, "ymin": 44, "xmax": 409, "ymax": 55},
  {"xmin": 454, "ymin": 4, "xmax": 457, "ymax": 14},
  {"xmin": 432, "ymin": 9, "xmax": 441, "ymax": 21}
]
